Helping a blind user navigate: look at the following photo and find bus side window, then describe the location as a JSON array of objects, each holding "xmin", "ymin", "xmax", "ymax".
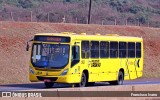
[
  {"xmin": 90, "ymin": 41, "xmax": 99, "ymax": 58},
  {"xmin": 100, "ymin": 41, "xmax": 109, "ymax": 58},
  {"xmin": 81, "ymin": 41, "xmax": 89, "ymax": 59},
  {"xmin": 119, "ymin": 42, "xmax": 127, "ymax": 58},
  {"xmin": 128, "ymin": 42, "xmax": 135, "ymax": 58},
  {"xmin": 136, "ymin": 42, "xmax": 141, "ymax": 58},
  {"xmin": 110, "ymin": 42, "xmax": 118, "ymax": 58},
  {"xmin": 71, "ymin": 46, "xmax": 80, "ymax": 67}
]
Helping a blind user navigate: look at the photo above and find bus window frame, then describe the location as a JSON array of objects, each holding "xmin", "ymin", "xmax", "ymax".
[
  {"xmin": 81, "ymin": 41, "xmax": 90, "ymax": 59},
  {"xmin": 100, "ymin": 41, "xmax": 109, "ymax": 58},
  {"xmin": 128, "ymin": 42, "xmax": 136, "ymax": 58},
  {"xmin": 90, "ymin": 41, "xmax": 100, "ymax": 58},
  {"xmin": 136, "ymin": 42, "xmax": 141, "ymax": 58},
  {"xmin": 110, "ymin": 41, "xmax": 118, "ymax": 58},
  {"xmin": 119, "ymin": 42, "xmax": 127, "ymax": 58}
]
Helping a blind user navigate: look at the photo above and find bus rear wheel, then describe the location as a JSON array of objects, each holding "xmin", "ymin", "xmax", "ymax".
[
  {"xmin": 44, "ymin": 82, "xmax": 54, "ymax": 88},
  {"xmin": 77, "ymin": 72, "xmax": 87, "ymax": 87},
  {"xmin": 109, "ymin": 71, "xmax": 124, "ymax": 85}
]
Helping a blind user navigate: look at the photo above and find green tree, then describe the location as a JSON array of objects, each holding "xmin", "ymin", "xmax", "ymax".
[{"xmin": 18, "ymin": 0, "xmax": 33, "ymax": 8}]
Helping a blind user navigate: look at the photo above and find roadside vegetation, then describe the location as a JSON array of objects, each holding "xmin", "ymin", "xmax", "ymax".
[{"xmin": 0, "ymin": 0, "xmax": 160, "ymax": 27}]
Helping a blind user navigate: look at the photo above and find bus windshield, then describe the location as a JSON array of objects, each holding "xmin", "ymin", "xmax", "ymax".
[{"xmin": 31, "ymin": 43, "xmax": 70, "ymax": 69}]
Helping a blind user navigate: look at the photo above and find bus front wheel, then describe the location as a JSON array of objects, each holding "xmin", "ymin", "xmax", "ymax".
[
  {"xmin": 44, "ymin": 82, "xmax": 54, "ymax": 88},
  {"xmin": 109, "ymin": 71, "xmax": 124, "ymax": 85},
  {"xmin": 77, "ymin": 72, "xmax": 87, "ymax": 87}
]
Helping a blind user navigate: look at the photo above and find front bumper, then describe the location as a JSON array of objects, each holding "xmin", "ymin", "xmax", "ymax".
[{"xmin": 29, "ymin": 74, "xmax": 81, "ymax": 84}]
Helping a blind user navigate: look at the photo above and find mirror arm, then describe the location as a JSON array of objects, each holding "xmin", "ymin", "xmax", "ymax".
[
  {"xmin": 29, "ymin": 39, "xmax": 33, "ymax": 42},
  {"xmin": 26, "ymin": 39, "xmax": 33, "ymax": 51}
]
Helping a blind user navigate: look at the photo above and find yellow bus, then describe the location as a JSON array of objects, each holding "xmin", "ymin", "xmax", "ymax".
[{"xmin": 26, "ymin": 32, "xmax": 143, "ymax": 88}]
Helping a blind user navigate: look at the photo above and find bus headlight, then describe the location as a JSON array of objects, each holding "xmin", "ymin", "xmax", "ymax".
[
  {"xmin": 29, "ymin": 67, "xmax": 35, "ymax": 74},
  {"xmin": 60, "ymin": 69, "xmax": 68, "ymax": 76}
]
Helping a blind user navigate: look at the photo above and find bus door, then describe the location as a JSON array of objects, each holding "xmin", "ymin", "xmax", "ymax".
[
  {"xmin": 70, "ymin": 41, "xmax": 81, "ymax": 83},
  {"xmin": 127, "ymin": 42, "xmax": 137, "ymax": 79}
]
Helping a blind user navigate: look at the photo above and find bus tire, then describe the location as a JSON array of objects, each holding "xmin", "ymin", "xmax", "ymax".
[
  {"xmin": 77, "ymin": 72, "xmax": 87, "ymax": 87},
  {"xmin": 109, "ymin": 71, "xmax": 124, "ymax": 85},
  {"xmin": 44, "ymin": 82, "xmax": 54, "ymax": 88}
]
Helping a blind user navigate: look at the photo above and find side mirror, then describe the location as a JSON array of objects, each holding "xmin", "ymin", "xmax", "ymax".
[
  {"xmin": 26, "ymin": 39, "xmax": 33, "ymax": 51},
  {"xmin": 26, "ymin": 42, "xmax": 29, "ymax": 51}
]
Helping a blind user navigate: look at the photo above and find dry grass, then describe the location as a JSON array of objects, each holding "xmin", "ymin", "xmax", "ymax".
[{"xmin": 0, "ymin": 21, "xmax": 160, "ymax": 84}]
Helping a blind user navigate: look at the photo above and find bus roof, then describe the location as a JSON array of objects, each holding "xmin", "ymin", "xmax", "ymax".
[{"xmin": 35, "ymin": 32, "xmax": 143, "ymax": 42}]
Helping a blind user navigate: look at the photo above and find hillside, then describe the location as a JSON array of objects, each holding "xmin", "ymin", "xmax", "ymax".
[
  {"xmin": 0, "ymin": 0, "xmax": 160, "ymax": 27},
  {"xmin": 0, "ymin": 21, "xmax": 160, "ymax": 84}
]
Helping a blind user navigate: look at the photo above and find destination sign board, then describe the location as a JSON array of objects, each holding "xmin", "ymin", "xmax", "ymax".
[{"xmin": 34, "ymin": 36, "xmax": 70, "ymax": 43}]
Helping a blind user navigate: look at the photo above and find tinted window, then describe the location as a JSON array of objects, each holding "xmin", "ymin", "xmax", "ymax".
[
  {"xmin": 128, "ymin": 42, "xmax": 135, "ymax": 58},
  {"xmin": 90, "ymin": 41, "xmax": 99, "ymax": 58},
  {"xmin": 110, "ymin": 42, "xmax": 118, "ymax": 58},
  {"xmin": 136, "ymin": 43, "xmax": 141, "ymax": 58},
  {"xmin": 119, "ymin": 42, "xmax": 127, "ymax": 58},
  {"xmin": 71, "ymin": 46, "xmax": 80, "ymax": 67},
  {"xmin": 100, "ymin": 42, "xmax": 109, "ymax": 58},
  {"xmin": 81, "ymin": 41, "xmax": 90, "ymax": 58}
]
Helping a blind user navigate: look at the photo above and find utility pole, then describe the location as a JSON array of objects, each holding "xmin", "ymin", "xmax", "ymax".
[
  {"xmin": 30, "ymin": 11, "xmax": 33, "ymax": 22},
  {"xmin": 114, "ymin": 19, "xmax": 117, "ymax": 25},
  {"xmin": 76, "ymin": 17, "xmax": 77, "ymax": 23},
  {"xmin": 88, "ymin": 0, "xmax": 92, "ymax": 24},
  {"xmin": 48, "ymin": 13, "xmax": 50, "ymax": 22},
  {"xmin": 10, "ymin": 12, "xmax": 13, "ymax": 21},
  {"xmin": 102, "ymin": 20, "xmax": 104, "ymax": 25},
  {"xmin": 148, "ymin": 22, "xmax": 150, "ymax": 27},
  {"xmin": 62, "ymin": 16, "xmax": 66, "ymax": 23},
  {"xmin": 126, "ymin": 19, "xmax": 128, "ymax": 25},
  {"xmin": 137, "ymin": 18, "xmax": 139, "ymax": 26}
]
